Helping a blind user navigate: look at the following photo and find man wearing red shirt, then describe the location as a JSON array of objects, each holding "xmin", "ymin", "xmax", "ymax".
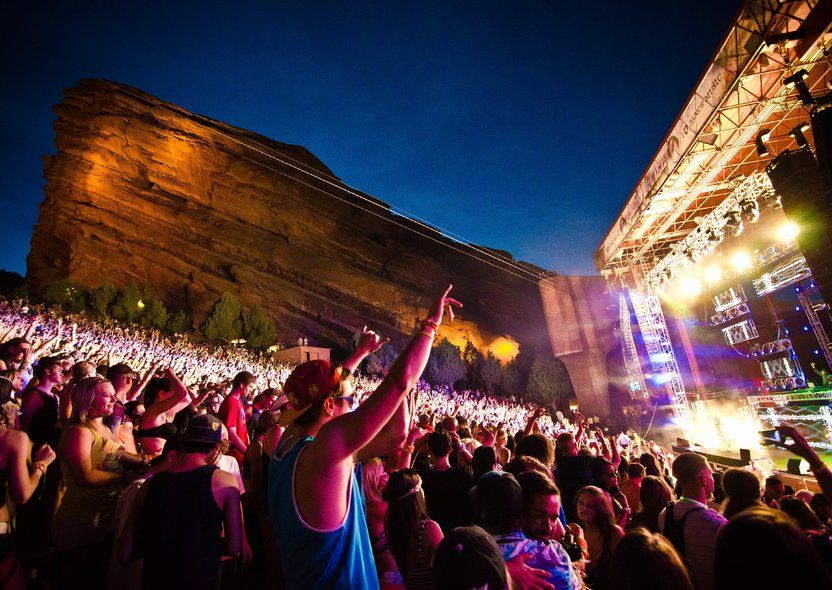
[{"xmin": 219, "ymin": 371, "xmax": 255, "ymax": 462}]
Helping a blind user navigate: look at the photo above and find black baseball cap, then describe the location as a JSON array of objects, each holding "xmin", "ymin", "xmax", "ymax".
[
  {"xmin": 183, "ymin": 414, "xmax": 223, "ymax": 446},
  {"xmin": 433, "ymin": 526, "xmax": 507, "ymax": 589}
]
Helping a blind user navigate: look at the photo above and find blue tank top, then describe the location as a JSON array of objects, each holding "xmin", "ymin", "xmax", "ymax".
[{"xmin": 268, "ymin": 436, "xmax": 379, "ymax": 589}]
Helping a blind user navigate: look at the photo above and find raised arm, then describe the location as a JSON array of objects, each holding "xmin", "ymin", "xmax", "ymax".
[
  {"xmin": 6, "ymin": 432, "xmax": 56, "ymax": 504},
  {"xmin": 130, "ymin": 363, "xmax": 160, "ymax": 402},
  {"xmin": 315, "ymin": 285, "xmax": 461, "ymax": 463},
  {"xmin": 776, "ymin": 424, "xmax": 832, "ymax": 500},
  {"xmin": 341, "ymin": 327, "xmax": 389, "ymax": 374}
]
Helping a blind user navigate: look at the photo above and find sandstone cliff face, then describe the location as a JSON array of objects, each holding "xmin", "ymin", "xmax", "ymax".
[{"xmin": 27, "ymin": 80, "xmax": 617, "ymax": 413}]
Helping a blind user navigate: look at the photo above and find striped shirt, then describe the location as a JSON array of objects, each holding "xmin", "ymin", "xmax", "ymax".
[{"xmin": 659, "ymin": 499, "xmax": 727, "ymax": 590}]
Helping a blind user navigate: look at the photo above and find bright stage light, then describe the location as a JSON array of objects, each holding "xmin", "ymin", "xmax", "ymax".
[
  {"xmin": 677, "ymin": 276, "xmax": 702, "ymax": 298},
  {"xmin": 731, "ymin": 251, "xmax": 752, "ymax": 272},
  {"xmin": 705, "ymin": 265, "xmax": 722, "ymax": 284},
  {"xmin": 778, "ymin": 221, "xmax": 800, "ymax": 242}
]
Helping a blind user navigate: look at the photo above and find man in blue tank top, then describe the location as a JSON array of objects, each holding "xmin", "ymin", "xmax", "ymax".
[{"xmin": 269, "ymin": 286, "xmax": 462, "ymax": 589}]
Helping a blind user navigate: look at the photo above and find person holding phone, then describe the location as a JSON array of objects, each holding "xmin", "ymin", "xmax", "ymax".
[{"xmin": 772, "ymin": 425, "xmax": 832, "ymax": 501}]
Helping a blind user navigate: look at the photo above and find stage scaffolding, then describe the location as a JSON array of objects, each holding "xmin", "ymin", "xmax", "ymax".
[
  {"xmin": 594, "ymin": 1, "xmax": 832, "ymax": 430},
  {"xmin": 619, "ymin": 293, "xmax": 647, "ymax": 399},
  {"xmin": 748, "ymin": 389, "xmax": 832, "ymax": 450},
  {"xmin": 629, "ymin": 289, "xmax": 693, "ymax": 431},
  {"xmin": 797, "ymin": 286, "xmax": 832, "ymax": 368}
]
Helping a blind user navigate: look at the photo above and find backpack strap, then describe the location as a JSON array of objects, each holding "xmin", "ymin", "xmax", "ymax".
[{"xmin": 663, "ymin": 501, "xmax": 705, "ymax": 557}]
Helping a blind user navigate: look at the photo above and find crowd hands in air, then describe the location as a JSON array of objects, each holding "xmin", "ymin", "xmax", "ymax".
[{"xmin": 0, "ymin": 288, "xmax": 831, "ymax": 589}]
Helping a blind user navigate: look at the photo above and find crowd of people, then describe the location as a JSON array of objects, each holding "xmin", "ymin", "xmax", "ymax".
[{"xmin": 0, "ymin": 288, "xmax": 831, "ymax": 589}]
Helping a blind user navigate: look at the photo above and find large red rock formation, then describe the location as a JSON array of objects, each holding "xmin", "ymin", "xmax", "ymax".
[{"xmin": 27, "ymin": 79, "xmax": 617, "ymax": 414}]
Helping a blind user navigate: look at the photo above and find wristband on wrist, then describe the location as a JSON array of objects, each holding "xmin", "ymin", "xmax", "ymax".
[
  {"xmin": 33, "ymin": 462, "xmax": 47, "ymax": 475},
  {"xmin": 421, "ymin": 319, "xmax": 439, "ymax": 331}
]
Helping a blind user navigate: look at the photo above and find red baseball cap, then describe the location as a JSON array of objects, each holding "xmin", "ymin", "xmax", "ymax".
[{"xmin": 278, "ymin": 360, "xmax": 348, "ymax": 426}]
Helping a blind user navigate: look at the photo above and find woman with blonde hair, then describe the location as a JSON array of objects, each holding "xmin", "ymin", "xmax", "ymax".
[
  {"xmin": 385, "ymin": 469, "xmax": 443, "ymax": 590},
  {"xmin": 53, "ymin": 375, "xmax": 144, "ymax": 585},
  {"xmin": 362, "ymin": 458, "xmax": 402, "ymax": 589},
  {"xmin": 576, "ymin": 485, "xmax": 625, "ymax": 590}
]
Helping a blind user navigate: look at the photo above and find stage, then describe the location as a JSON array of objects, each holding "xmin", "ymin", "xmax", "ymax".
[{"xmin": 671, "ymin": 441, "xmax": 830, "ymax": 493}]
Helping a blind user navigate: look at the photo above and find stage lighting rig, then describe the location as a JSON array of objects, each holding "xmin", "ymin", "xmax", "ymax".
[
  {"xmin": 755, "ymin": 128, "xmax": 771, "ymax": 156},
  {"xmin": 705, "ymin": 225, "xmax": 724, "ymax": 243},
  {"xmin": 739, "ymin": 197, "xmax": 760, "ymax": 224},
  {"xmin": 784, "ymin": 69, "xmax": 814, "ymax": 106},
  {"xmin": 724, "ymin": 209, "xmax": 743, "ymax": 236},
  {"xmin": 789, "ymin": 122, "xmax": 810, "ymax": 149}
]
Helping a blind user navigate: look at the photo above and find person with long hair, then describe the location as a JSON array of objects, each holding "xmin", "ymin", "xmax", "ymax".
[
  {"xmin": 609, "ymin": 528, "xmax": 695, "ymax": 590},
  {"xmin": 630, "ymin": 475, "xmax": 675, "ymax": 532},
  {"xmin": 384, "ymin": 469, "xmax": 443, "ymax": 590},
  {"xmin": 575, "ymin": 485, "xmax": 624, "ymax": 589},
  {"xmin": 53, "ymin": 375, "xmax": 144, "ymax": 585},
  {"xmin": 363, "ymin": 458, "xmax": 402, "ymax": 589},
  {"xmin": 720, "ymin": 468, "xmax": 761, "ymax": 520}
]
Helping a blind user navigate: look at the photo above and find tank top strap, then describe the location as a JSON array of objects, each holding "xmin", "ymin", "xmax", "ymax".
[{"xmin": 417, "ymin": 518, "xmax": 427, "ymax": 566}]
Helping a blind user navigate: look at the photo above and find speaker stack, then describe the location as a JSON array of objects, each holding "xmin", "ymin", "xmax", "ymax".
[{"xmin": 766, "ymin": 106, "xmax": 832, "ymax": 305}]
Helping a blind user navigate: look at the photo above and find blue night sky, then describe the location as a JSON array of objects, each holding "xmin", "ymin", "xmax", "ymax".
[{"xmin": 2, "ymin": 1, "xmax": 743, "ymax": 277}]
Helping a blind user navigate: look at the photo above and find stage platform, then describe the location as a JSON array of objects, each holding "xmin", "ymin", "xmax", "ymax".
[{"xmin": 671, "ymin": 442, "xmax": 828, "ymax": 493}]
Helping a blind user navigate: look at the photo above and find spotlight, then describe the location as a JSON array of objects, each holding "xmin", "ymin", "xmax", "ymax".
[
  {"xmin": 760, "ymin": 191, "xmax": 782, "ymax": 209},
  {"xmin": 790, "ymin": 122, "xmax": 810, "ymax": 149},
  {"xmin": 732, "ymin": 251, "xmax": 752, "ymax": 272},
  {"xmin": 705, "ymin": 265, "xmax": 722, "ymax": 284},
  {"xmin": 784, "ymin": 69, "xmax": 814, "ymax": 106},
  {"xmin": 678, "ymin": 276, "xmax": 702, "ymax": 298},
  {"xmin": 724, "ymin": 210, "xmax": 743, "ymax": 236},
  {"xmin": 705, "ymin": 226, "xmax": 724, "ymax": 243},
  {"xmin": 778, "ymin": 221, "xmax": 800, "ymax": 242},
  {"xmin": 739, "ymin": 197, "xmax": 760, "ymax": 223},
  {"xmin": 756, "ymin": 128, "xmax": 771, "ymax": 156}
]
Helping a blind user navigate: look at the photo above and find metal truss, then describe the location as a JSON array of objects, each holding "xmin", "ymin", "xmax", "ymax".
[
  {"xmin": 798, "ymin": 286, "xmax": 832, "ymax": 368},
  {"xmin": 643, "ymin": 173, "xmax": 776, "ymax": 290},
  {"xmin": 747, "ymin": 390, "xmax": 832, "ymax": 408},
  {"xmin": 619, "ymin": 292, "xmax": 648, "ymax": 399},
  {"xmin": 629, "ymin": 289, "xmax": 692, "ymax": 430},
  {"xmin": 754, "ymin": 402, "xmax": 832, "ymax": 450},
  {"xmin": 597, "ymin": 0, "xmax": 830, "ymax": 279}
]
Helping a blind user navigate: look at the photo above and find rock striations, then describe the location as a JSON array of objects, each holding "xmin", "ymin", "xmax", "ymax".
[{"xmin": 27, "ymin": 80, "xmax": 617, "ymax": 413}]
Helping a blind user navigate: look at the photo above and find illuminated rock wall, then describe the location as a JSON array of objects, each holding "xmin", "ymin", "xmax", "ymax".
[{"xmin": 27, "ymin": 80, "xmax": 617, "ymax": 413}]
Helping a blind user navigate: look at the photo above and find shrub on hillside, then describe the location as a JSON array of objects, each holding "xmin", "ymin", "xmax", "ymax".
[
  {"xmin": 424, "ymin": 338, "xmax": 466, "ymax": 388},
  {"xmin": 202, "ymin": 292, "xmax": 243, "ymax": 341},
  {"xmin": 41, "ymin": 279, "xmax": 87, "ymax": 313},
  {"xmin": 111, "ymin": 284, "xmax": 144, "ymax": 324},
  {"xmin": 243, "ymin": 304, "xmax": 276, "ymax": 350},
  {"xmin": 140, "ymin": 295, "xmax": 169, "ymax": 331},
  {"xmin": 88, "ymin": 284, "xmax": 118, "ymax": 318}
]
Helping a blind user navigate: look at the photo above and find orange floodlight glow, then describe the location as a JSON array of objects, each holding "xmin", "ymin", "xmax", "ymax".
[{"xmin": 489, "ymin": 336, "xmax": 519, "ymax": 363}]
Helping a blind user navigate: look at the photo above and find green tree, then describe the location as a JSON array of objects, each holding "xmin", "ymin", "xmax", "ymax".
[
  {"xmin": 41, "ymin": 279, "xmax": 87, "ymax": 313},
  {"xmin": 140, "ymin": 295, "xmax": 169, "ymax": 330},
  {"xmin": 499, "ymin": 362, "xmax": 522, "ymax": 397},
  {"xmin": 111, "ymin": 284, "xmax": 144, "ymax": 324},
  {"xmin": 201, "ymin": 292, "xmax": 243, "ymax": 341},
  {"xmin": 424, "ymin": 338, "xmax": 466, "ymax": 388},
  {"xmin": 167, "ymin": 310, "xmax": 192, "ymax": 334},
  {"xmin": 88, "ymin": 284, "xmax": 118, "ymax": 318},
  {"xmin": 526, "ymin": 356, "xmax": 572, "ymax": 407},
  {"xmin": 365, "ymin": 343, "xmax": 398, "ymax": 375},
  {"xmin": 243, "ymin": 304, "xmax": 276, "ymax": 350},
  {"xmin": 478, "ymin": 352, "xmax": 503, "ymax": 394}
]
